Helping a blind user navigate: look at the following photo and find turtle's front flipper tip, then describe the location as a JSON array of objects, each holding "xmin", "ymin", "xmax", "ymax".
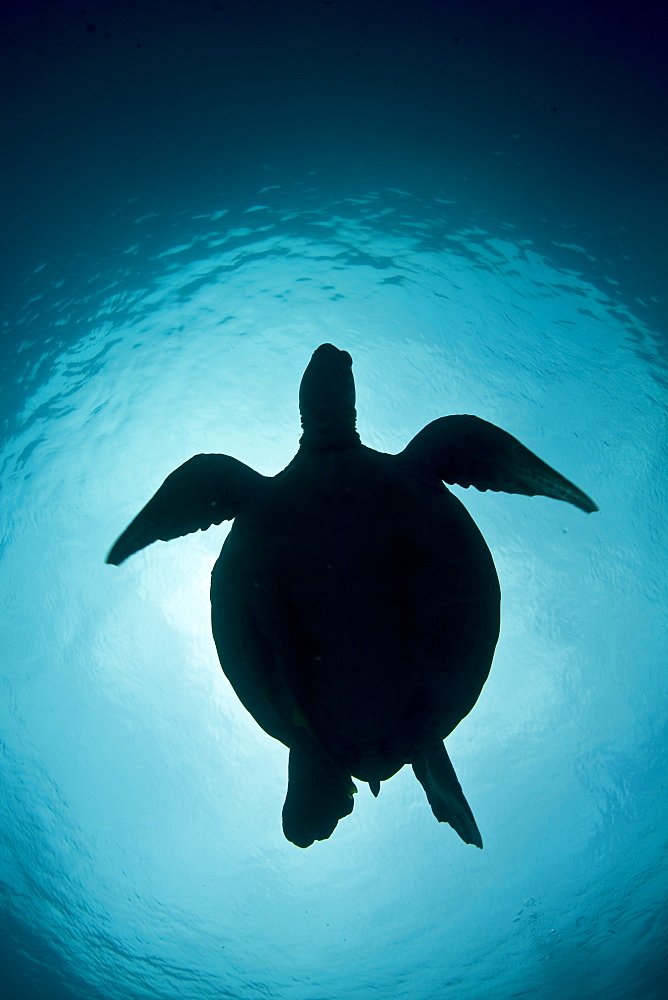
[
  {"xmin": 105, "ymin": 515, "xmax": 156, "ymax": 566},
  {"xmin": 540, "ymin": 474, "xmax": 598, "ymax": 514},
  {"xmin": 413, "ymin": 740, "xmax": 483, "ymax": 848},
  {"xmin": 105, "ymin": 532, "xmax": 136, "ymax": 566},
  {"xmin": 578, "ymin": 491, "xmax": 599, "ymax": 514}
]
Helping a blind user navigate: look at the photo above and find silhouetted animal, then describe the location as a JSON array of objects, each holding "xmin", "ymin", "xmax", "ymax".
[{"xmin": 107, "ymin": 344, "xmax": 597, "ymax": 848}]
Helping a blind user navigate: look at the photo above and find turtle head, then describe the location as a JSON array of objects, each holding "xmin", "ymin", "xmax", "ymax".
[{"xmin": 299, "ymin": 344, "xmax": 360, "ymax": 450}]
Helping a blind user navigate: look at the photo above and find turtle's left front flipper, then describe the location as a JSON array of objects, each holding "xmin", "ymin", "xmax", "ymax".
[
  {"xmin": 106, "ymin": 454, "xmax": 265, "ymax": 565},
  {"xmin": 402, "ymin": 415, "xmax": 598, "ymax": 513}
]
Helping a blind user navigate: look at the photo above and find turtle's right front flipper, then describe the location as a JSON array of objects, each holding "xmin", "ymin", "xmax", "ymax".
[
  {"xmin": 402, "ymin": 415, "xmax": 598, "ymax": 513},
  {"xmin": 106, "ymin": 454, "xmax": 265, "ymax": 565}
]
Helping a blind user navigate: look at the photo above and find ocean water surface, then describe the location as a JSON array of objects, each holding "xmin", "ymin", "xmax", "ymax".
[
  {"xmin": 1, "ymin": 2, "xmax": 666, "ymax": 998},
  {"xmin": 2, "ymin": 186, "xmax": 666, "ymax": 999}
]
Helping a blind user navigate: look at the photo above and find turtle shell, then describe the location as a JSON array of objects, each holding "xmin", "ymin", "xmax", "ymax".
[{"xmin": 210, "ymin": 442, "xmax": 500, "ymax": 785}]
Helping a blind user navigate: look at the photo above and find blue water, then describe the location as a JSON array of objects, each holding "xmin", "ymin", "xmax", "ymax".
[{"xmin": 1, "ymin": 2, "xmax": 666, "ymax": 999}]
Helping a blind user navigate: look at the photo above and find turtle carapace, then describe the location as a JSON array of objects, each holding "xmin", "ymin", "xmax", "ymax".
[{"xmin": 107, "ymin": 344, "xmax": 597, "ymax": 849}]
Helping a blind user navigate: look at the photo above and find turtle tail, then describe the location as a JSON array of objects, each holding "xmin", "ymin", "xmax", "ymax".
[
  {"xmin": 412, "ymin": 739, "xmax": 483, "ymax": 848},
  {"xmin": 282, "ymin": 743, "xmax": 357, "ymax": 848}
]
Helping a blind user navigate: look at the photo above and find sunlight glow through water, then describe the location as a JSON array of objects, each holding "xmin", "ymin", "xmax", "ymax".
[{"xmin": 1, "ymin": 188, "xmax": 666, "ymax": 999}]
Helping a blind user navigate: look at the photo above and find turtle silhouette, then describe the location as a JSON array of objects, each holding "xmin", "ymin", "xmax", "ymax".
[{"xmin": 107, "ymin": 344, "xmax": 597, "ymax": 848}]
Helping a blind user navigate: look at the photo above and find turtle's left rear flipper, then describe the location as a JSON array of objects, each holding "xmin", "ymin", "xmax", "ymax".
[
  {"xmin": 282, "ymin": 744, "xmax": 357, "ymax": 848},
  {"xmin": 106, "ymin": 454, "xmax": 265, "ymax": 565},
  {"xmin": 402, "ymin": 415, "xmax": 598, "ymax": 514},
  {"xmin": 413, "ymin": 739, "xmax": 483, "ymax": 848}
]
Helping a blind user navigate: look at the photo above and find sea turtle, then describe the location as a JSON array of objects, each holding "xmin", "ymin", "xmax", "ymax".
[{"xmin": 107, "ymin": 344, "xmax": 597, "ymax": 849}]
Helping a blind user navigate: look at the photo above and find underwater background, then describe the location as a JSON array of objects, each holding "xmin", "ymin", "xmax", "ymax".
[{"xmin": 1, "ymin": 1, "xmax": 666, "ymax": 998}]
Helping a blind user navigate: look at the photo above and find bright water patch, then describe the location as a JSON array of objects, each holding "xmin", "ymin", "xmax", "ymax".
[{"xmin": 1, "ymin": 187, "xmax": 666, "ymax": 999}]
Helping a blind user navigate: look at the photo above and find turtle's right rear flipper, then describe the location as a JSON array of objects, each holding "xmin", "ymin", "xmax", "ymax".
[
  {"xmin": 413, "ymin": 739, "xmax": 483, "ymax": 848},
  {"xmin": 282, "ymin": 745, "xmax": 356, "ymax": 848}
]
